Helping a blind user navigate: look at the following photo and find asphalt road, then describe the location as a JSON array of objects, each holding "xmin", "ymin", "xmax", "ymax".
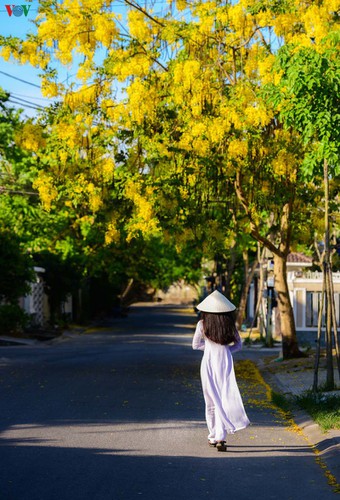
[{"xmin": 0, "ymin": 305, "xmax": 337, "ymax": 499}]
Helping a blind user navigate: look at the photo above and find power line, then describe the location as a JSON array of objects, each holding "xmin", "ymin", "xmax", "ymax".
[
  {"xmin": 0, "ymin": 70, "xmax": 41, "ymax": 89},
  {"xmin": 8, "ymin": 99, "xmax": 42, "ymax": 110},
  {"xmin": 8, "ymin": 95, "xmax": 45, "ymax": 109},
  {"xmin": 11, "ymin": 92, "xmax": 52, "ymax": 101}
]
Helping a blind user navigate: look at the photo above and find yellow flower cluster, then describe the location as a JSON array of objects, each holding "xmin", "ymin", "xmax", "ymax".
[
  {"xmin": 228, "ymin": 138, "xmax": 248, "ymax": 159},
  {"xmin": 162, "ymin": 22, "xmax": 181, "ymax": 45},
  {"xmin": 33, "ymin": 173, "xmax": 58, "ymax": 211},
  {"xmin": 175, "ymin": 0, "xmax": 188, "ymax": 12},
  {"xmin": 105, "ymin": 220, "xmax": 120, "ymax": 245},
  {"xmin": 257, "ymin": 54, "xmax": 276, "ymax": 85},
  {"xmin": 173, "ymin": 60, "xmax": 201, "ymax": 91},
  {"xmin": 178, "ymin": 130, "xmax": 209, "ymax": 156},
  {"xmin": 244, "ymin": 105, "xmax": 272, "ymax": 127},
  {"xmin": 127, "ymin": 79, "xmax": 157, "ymax": 124},
  {"xmin": 176, "ymin": 113, "xmax": 232, "ymax": 155},
  {"xmin": 92, "ymin": 12, "xmax": 118, "ymax": 48},
  {"xmin": 243, "ymin": 44, "xmax": 261, "ymax": 79},
  {"xmin": 228, "ymin": 2, "xmax": 248, "ymax": 32},
  {"xmin": 268, "ymin": 0, "xmax": 340, "ymax": 48},
  {"xmin": 41, "ymin": 78, "xmax": 60, "ymax": 98},
  {"xmin": 198, "ymin": 15, "xmax": 214, "ymax": 35},
  {"xmin": 227, "ymin": 108, "xmax": 243, "ymax": 129},
  {"xmin": 88, "ymin": 189, "xmax": 102, "ymax": 213},
  {"xmin": 69, "ymin": 175, "xmax": 103, "ymax": 213},
  {"xmin": 1, "ymin": 46, "xmax": 12, "ymax": 62},
  {"xmin": 17, "ymin": 123, "xmax": 46, "ymax": 152},
  {"xmin": 99, "ymin": 157, "xmax": 115, "ymax": 183},
  {"xmin": 254, "ymin": 9, "xmax": 273, "ymax": 27},
  {"xmin": 59, "ymin": 150, "xmax": 69, "ymax": 165},
  {"xmin": 273, "ymin": 13, "xmax": 297, "ymax": 38},
  {"xmin": 103, "ymin": 101, "xmax": 126, "ymax": 126},
  {"xmin": 1, "ymin": 39, "xmax": 47, "ymax": 69},
  {"xmin": 128, "ymin": 10, "xmax": 153, "ymax": 44},
  {"xmin": 37, "ymin": 0, "xmax": 120, "ymax": 68},
  {"xmin": 21, "ymin": 40, "xmax": 49, "ymax": 68},
  {"xmin": 272, "ymin": 151, "xmax": 297, "ymax": 181},
  {"xmin": 125, "ymin": 181, "xmax": 160, "ymax": 241},
  {"xmin": 208, "ymin": 117, "xmax": 230, "ymax": 143},
  {"xmin": 55, "ymin": 122, "xmax": 81, "ymax": 149},
  {"xmin": 179, "ymin": 186, "xmax": 189, "ymax": 200},
  {"xmin": 112, "ymin": 50, "xmax": 151, "ymax": 81},
  {"xmin": 65, "ymin": 85, "xmax": 98, "ymax": 110},
  {"xmin": 76, "ymin": 60, "xmax": 95, "ymax": 82}
]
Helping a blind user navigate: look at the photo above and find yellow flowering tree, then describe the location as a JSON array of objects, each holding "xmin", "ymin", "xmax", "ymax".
[{"xmin": 1, "ymin": 0, "xmax": 338, "ymax": 353}]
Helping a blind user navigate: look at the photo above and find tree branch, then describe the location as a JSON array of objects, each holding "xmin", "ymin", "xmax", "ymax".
[
  {"xmin": 234, "ymin": 170, "xmax": 282, "ymax": 257},
  {"xmin": 0, "ymin": 187, "xmax": 38, "ymax": 196},
  {"xmin": 123, "ymin": 0, "xmax": 165, "ymax": 28}
]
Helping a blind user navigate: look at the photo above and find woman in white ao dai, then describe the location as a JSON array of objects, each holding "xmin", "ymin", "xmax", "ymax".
[{"xmin": 193, "ymin": 290, "xmax": 250, "ymax": 451}]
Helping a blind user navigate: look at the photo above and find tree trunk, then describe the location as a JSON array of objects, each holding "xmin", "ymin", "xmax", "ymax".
[
  {"xmin": 274, "ymin": 253, "xmax": 302, "ymax": 358},
  {"xmin": 325, "ymin": 263, "xmax": 334, "ymax": 389},
  {"xmin": 313, "ymin": 269, "xmax": 325, "ymax": 392},
  {"xmin": 323, "ymin": 159, "xmax": 334, "ymax": 390},
  {"xmin": 234, "ymin": 175, "xmax": 302, "ymax": 358},
  {"xmin": 236, "ymin": 251, "xmax": 258, "ymax": 329},
  {"xmin": 328, "ymin": 264, "xmax": 340, "ymax": 379},
  {"xmin": 224, "ymin": 246, "xmax": 237, "ymax": 297}
]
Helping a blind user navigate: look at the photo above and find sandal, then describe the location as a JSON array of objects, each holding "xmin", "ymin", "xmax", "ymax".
[
  {"xmin": 208, "ymin": 440, "xmax": 217, "ymax": 447},
  {"xmin": 216, "ymin": 441, "xmax": 227, "ymax": 452}
]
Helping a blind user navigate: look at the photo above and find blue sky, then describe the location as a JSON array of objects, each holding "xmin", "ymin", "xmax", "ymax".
[
  {"xmin": 0, "ymin": 0, "xmax": 182, "ymax": 117},
  {"xmin": 0, "ymin": 1, "xmax": 47, "ymax": 116},
  {"xmin": 0, "ymin": 0, "xmax": 131, "ymax": 116}
]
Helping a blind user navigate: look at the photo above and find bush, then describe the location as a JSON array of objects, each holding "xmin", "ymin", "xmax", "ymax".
[
  {"xmin": 0, "ymin": 304, "xmax": 29, "ymax": 335},
  {"xmin": 0, "ymin": 231, "xmax": 34, "ymax": 304}
]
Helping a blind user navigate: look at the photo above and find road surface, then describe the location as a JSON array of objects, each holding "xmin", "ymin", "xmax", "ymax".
[{"xmin": 0, "ymin": 305, "xmax": 337, "ymax": 499}]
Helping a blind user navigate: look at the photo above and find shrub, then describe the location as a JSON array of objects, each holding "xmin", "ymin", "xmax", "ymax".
[
  {"xmin": 0, "ymin": 304, "xmax": 29, "ymax": 335},
  {"xmin": 0, "ymin": 231, "xmax": 34, "ymax": 304}
]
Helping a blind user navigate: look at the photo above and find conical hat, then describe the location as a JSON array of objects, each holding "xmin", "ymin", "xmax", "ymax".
[{"xmin": 196, "ymin": 290, "xmax": 236, "ymax": 313}]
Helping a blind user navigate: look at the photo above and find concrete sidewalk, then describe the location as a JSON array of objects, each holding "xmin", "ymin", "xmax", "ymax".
[{"xmin": 247, "ymin": 347, "xmax": 340, "ymax": 490}]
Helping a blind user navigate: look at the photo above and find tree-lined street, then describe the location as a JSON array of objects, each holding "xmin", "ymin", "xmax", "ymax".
[
  {"xmin": 0, "ymin": 306, "xmax": 338, "ymax": 499},
  {"xmin": 0, "ymin": 3, "xmax": 339, "ymax": 497}
]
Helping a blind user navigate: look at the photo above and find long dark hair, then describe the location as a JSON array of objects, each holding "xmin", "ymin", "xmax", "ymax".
[{"xmin": 201, "ymin": 311, "xmax": 238, "ymax": 345}]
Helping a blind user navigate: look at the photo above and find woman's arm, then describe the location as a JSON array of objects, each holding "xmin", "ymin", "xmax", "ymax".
[
  {"xmin": 229, "ymin": 329, "xmax": 242, "ymax": 354},
  {"xmin": 192, "ymin": 320, "xmax": 205, "ymax": 351}
]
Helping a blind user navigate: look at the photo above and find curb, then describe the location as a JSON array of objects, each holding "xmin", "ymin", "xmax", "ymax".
[
  {"xmin": 291, "ymin": 405, "xmax": 340, "ymax": 487},
  {"xmin": 0, "ymin": 336, "xmax": 38, "ymax": 346},
  {"xmin": 47, "ymin": 330, "xmax": 85, "ymax": 345},
  {"xmin": 260, "ymin": 367, "xmax": 340, "ymax": 488}
]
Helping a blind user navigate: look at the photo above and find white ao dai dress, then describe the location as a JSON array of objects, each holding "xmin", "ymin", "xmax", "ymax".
[{"xmin": 193, "ymin": 319, "xmax": 250, "ymax": 442}]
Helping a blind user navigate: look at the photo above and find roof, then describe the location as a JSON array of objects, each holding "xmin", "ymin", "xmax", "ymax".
[{"xmin": 287, "ymin": 252, "xmax": 313, "ymax": 264}]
